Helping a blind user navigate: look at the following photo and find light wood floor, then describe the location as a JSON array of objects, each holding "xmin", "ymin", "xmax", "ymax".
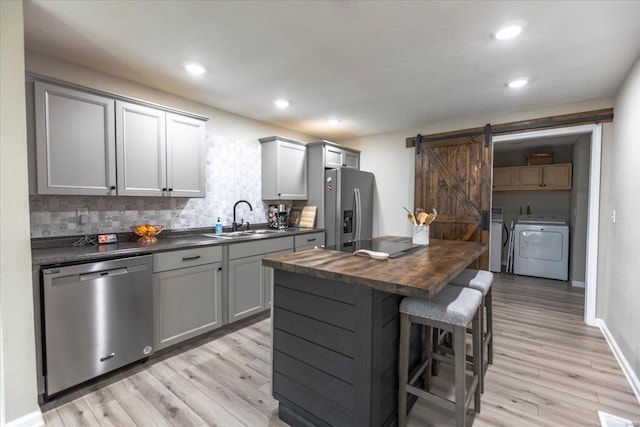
[{"xmin": 42, "ymin": 273, "xmax": 640, "ymax": 426}]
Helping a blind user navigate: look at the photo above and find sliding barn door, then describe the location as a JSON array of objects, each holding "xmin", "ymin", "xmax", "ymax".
[{"xmin": 414, "ymin": 126, "xmax": 492, "ymax": 269}]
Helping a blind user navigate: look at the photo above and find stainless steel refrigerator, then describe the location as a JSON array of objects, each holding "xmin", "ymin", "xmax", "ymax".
[{"xmin": 324, "ymin": 168, "xmax": 374, "ymax": 247}]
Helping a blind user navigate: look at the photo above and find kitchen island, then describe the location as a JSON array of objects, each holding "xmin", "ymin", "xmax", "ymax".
[{"xmin": 262, "ymin": 237, "xmax": 487, "ymax": 427}]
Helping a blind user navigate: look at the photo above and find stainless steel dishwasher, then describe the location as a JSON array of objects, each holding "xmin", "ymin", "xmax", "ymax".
[{"xmin": 42, "ymin": 255, "xmax": 153, "ymax": 397}]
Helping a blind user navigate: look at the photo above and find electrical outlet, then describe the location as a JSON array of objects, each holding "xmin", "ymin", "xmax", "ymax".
[{"xmin": 77, "ymin": 208, "xmax": 89, "ymax": 224}]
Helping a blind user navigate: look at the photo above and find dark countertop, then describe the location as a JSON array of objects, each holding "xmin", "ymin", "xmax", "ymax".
[
  {"xmin": 262, "ymin": 237, "xmax": 487, "ymax": 299},
  {"xmin": 32, "ymin": 227, "xmax": 324, "ymax": 267}
]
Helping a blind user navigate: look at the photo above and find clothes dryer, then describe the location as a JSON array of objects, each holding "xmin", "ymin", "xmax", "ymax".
[{"xmin": 514, "ymin": 215, "xmax": 569, "ymax": 281}]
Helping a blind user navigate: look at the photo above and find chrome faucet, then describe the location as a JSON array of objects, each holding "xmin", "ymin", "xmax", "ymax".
[{"xmin": 232, "ymin": 200, "xmax": 253, "ymax": 231}]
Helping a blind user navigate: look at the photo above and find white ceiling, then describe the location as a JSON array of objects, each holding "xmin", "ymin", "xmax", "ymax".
[{"xmin": 23, "ymin": 1, "xmax": 640, "ymax": 141}]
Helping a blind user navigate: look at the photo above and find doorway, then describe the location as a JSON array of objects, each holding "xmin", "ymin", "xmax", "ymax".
[{"xmin": 493, "ymin": 124, "xmax": 602, "ymax": 326}]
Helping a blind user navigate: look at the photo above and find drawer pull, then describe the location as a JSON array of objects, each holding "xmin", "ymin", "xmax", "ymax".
[
  {"xmin": 307, "ymin": 238, "xmax": 317, "ymax": 242},
  {"xmin": 182, "ymin": 255, "xmax": 201, "ymax": 261}
]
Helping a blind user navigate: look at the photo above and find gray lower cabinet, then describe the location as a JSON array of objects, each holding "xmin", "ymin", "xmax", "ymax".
[
  {"xmin": 294, "ymin": 231, "xmax": 325, "ymax": 252},
  {"xmin": 228, "ymin": 237, "xmax": 294, "ymax": 323},
  {"xmin": 153, "ymin": 247, "xmax": 222, "ymax": 350},
  {"xmin": 228, "ymin": 254, "xmax": 266, "ymax": 322},
  {"xmin": 263, "ymin": 249, "xmax": 294, "ymax": 308}
]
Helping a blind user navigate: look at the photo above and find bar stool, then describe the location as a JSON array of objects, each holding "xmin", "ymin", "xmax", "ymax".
[
  {"xmin": 398, "ymin": 286, "xmax": 483, "ymax": 427},
  {"xmin": 450, "ymin": 269, "xmax": 494, "ymax": 393}
]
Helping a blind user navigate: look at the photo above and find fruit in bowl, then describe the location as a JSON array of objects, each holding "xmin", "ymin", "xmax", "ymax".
[{"xmin": 131, "ymin": 224, "xmax": 164, "ymax": 243}]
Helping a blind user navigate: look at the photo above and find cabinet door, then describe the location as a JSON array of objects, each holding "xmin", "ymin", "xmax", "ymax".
[
  {"xmin": 518, "ymin": 166, "xmax": 543, "ymax": 189},
  {"xmin": 542, "ymin": 164, "xmax": 572, "ymax": 189},
  {"xmin": 228, "ymin": 254, "xmax": 265, "ymax": 322},
  {"xmin": 492, "ymin": 167, "xmax": 517, "ymax": 191},
  {"xmin": 166, "ymin": 113, "xmax": 206, "ymax": 197},
  {"xmin": 325, "ymin": 146, "xmax": 344, "ymax": 168},
  {"xmin": 34, "ymin": 82, "xmax": 116, "ymax": 195},
  {"xmin": 276, "ymin": 140, "xmax": 308, "ymax": 199},
  {"xmin": 116, "ymin": 101, "xmax": 166, "ymax": 196},
  {"xmin": 344, "ymin": 150, "xmax": 360, "ymax": 169},
  {"xmin": 154, "ymin": 262, "xmax": 222, "ymax": 350},
  {"xmin": 263, "ymin": 249, "xmax": 293, "ymax": 308}
]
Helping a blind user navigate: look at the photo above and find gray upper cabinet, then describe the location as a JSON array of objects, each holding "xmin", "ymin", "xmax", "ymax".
[
  {"xmin": 34, "ymin": 82, "xmax": 117, "ymax": 196},
  {"xmin": 28, "ymin": 78, "xmax": 207, "ymax": 198},
  {"xmin": 260, "ymin": 136, "xmax": 308, "ymax": 200},
  {"xmin": 166, "ymin": 113, "xmax": 206, "ymax": 197},
  {"xmin": 117, "ymin": 101, "xmax": 206, "ymax": 197},
  {"xmin": 309, "ymin": 140, "xmax": 360, "ymax": 170},
  {"xmin": 116, "ymin": 101, "xmax": 166, "ymax": 196}
]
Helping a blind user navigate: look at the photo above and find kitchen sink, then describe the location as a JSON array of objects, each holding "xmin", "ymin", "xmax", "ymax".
[
  {"xmin": 243, "ymin": 229, "xmax": 282, "ymax": 235},
  {"xmin": 201, "ymin": 229, "xmax": 283, "ymax": 240}
]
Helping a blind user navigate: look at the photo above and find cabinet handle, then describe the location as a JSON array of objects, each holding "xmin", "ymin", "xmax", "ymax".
[
  {"xmin": 182, "ymin": 255, "xmax": 201, "ymax": 261},
  {"xmin": 168, "ymin": 188, "xmax": 173, "ymax": 192},
  {"xmin": 162, "ymin": 188, "xmax": 167, "ymax": 191},
  {"xmin": 110, "ymin": 186, "xmax": 116, "ymax": 190},
  {"xmin": 218, "ymin": 267, "xmax": 222, "ymax": 271},
  {"xmin": 307, "ymin": 238, "xmax": 317, "ymax": 242},
  {"xmin": 342, "ymin": 164, "xmax": 347, "ymax": 167},
  {"xmin": 278, "ymin": 193, "xmax": 281, "ymax": 196}
]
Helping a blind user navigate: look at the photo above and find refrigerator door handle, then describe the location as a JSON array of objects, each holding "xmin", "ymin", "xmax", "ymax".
[{"xmin": 355, "ymin": 188, "xmax": 362, "ymax": 241}]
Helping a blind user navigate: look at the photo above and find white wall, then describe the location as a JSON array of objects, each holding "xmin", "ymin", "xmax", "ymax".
[
  {"xmin": 341, "ymin": 98, "xmax": 613, "ymax": 238},
  {"xmin": 598, "ymin": 56, "xmax": 640, "ymax": 379},
  {"xmin": 0, "ymin": 2, "xmax": 42, "ymax": 425},
  {"xmin": 26, "ymin": 52, "xmax": 316, "ymax": 144}
]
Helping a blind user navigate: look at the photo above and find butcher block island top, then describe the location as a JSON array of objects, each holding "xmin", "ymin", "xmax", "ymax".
[
  {"xmin": 262, "ymin": 237, "xmax": 487, "ymax": 299},
  {"xmin": 263, "ymin": 237, "xmax": 488, "ymax": 427}
]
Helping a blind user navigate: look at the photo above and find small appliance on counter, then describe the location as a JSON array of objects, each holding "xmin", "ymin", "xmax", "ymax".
[
  {"xmin": 278, "ymin": 203, "xmax": 288, "ymax": 229},
  {"xmin": 268, "ymin": 204, "xmax": 279, "ymax": 229}
]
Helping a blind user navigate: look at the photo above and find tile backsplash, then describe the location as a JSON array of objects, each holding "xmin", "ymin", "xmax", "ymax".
[{"xmin": 29, "ymin": 135, "xmax": 273, "ymax": 238}]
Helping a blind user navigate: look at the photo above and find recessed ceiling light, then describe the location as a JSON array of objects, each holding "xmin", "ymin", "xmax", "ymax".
[
  {"xmin": 328, "ymin": 119, "xmax": 341, "ymax": 126},
  {"xmin": 494, "ymin": 25, "xmax": 522, "ymax": 40},
  {"xmin": 507, "ymin": 79, "xmax": 528, "ymax": 88},
  {"xmin": 185, "ymin": 63, "xmax": 206, "ymax": 74},
  {"xmin": 273, "ymin": 99, "xmax": 290, "ymax": 108}
]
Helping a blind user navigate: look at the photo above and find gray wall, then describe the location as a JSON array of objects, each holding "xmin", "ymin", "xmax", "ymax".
[
  {"xmin": 0, "ymin": 1, "xmax": 41, "ymax": 424},
  {"xmin": 598, "ymin": 56, "xmax": 640, "ymax": 383}
]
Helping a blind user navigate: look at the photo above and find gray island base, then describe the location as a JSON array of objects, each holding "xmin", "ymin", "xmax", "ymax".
[{"xmin": 264, "ymin": 238, "xmax": 487, "ymax": 426}]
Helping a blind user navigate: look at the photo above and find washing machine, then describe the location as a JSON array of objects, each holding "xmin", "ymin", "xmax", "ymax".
[
  {"xmin": 514, "ymin": 215, "xmax": 569, "ymax": 281},
  {"xmin": 489, "ymin": 207, "xmax": 504, "ymax": 272}
]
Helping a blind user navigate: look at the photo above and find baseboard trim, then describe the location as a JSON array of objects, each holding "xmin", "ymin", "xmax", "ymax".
[
  {"xmin": 571, "ymin": 280, "xmax": 585, "ymax": 288},
  {"xmin": 4, "ymin": 410, "xmax": 44, "ymax": 427},
  {"xmin": 597, "ymin": 318, "xmax": 640, "ymax": 404}
]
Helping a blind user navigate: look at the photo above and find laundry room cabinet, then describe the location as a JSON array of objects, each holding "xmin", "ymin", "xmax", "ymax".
[{"xmin": 493, "ymin": 163, "xmax": 572, "ymax": 191}]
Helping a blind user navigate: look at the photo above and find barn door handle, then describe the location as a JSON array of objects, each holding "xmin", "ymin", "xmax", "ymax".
[{"xmin": 481, "ymin": 210, "xmax": 489, "ymax": 231}]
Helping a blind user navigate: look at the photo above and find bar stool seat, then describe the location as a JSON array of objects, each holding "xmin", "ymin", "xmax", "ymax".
[
  {"xmin": 450, "ymin": 269, "xmax": 494, "ymax": 393},
  {"xmin": 398, "ymin": 286, "xmax": 483, "ymax": 427}
]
